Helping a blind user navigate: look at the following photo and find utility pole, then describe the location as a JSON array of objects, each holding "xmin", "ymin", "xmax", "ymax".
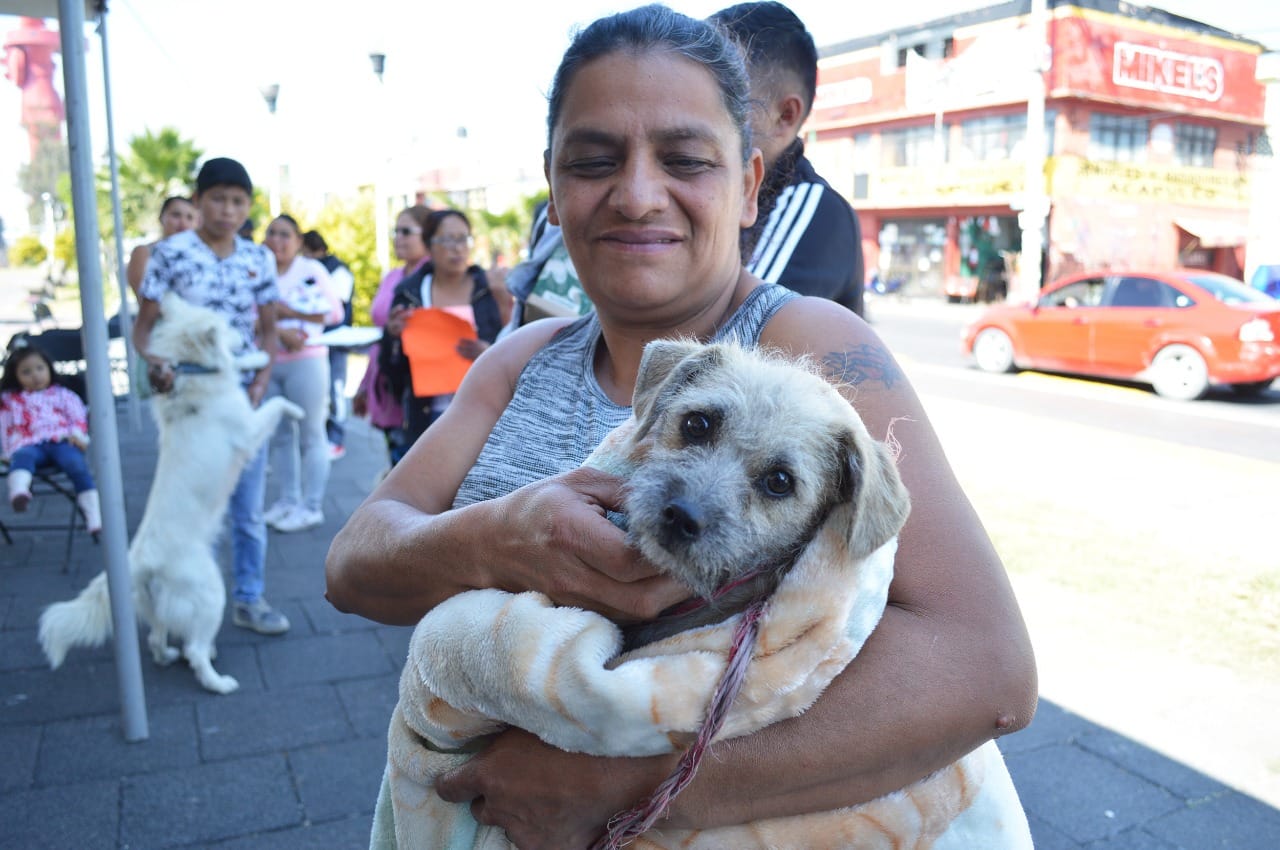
[
  {"xmin": 1017, "ymin": 0, "xmax": 1050, "ymax": 303},
  {"xmin": 370, "ymin": 52, "xmax": 391, "ymax": 277},
  {"xmin": 1245, "ymin": 52, "xmax": 1279, "ymax": 288},
  {"xmin": 260, "ymin": 83, "xmax": 281, "ymax": 217}
]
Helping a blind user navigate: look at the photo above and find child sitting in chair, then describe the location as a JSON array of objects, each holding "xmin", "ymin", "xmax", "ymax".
[{"xmin": 0, "ymin": 345, "xmax": 100, "ymax": 533}]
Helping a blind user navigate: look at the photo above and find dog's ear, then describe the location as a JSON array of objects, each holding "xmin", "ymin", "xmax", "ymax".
[
  {"xmin": 831, "ymin": 428, "xmax": 911, "ymax": 561},
  {"xmin": 631, "ymin": 339, "xmax": 723, "ymax": 441}
]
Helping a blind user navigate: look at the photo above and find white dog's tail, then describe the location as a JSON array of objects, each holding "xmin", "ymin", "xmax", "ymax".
[{"xmin": 38, "ymin": 572, "xmax": 116, "ymax": 669}]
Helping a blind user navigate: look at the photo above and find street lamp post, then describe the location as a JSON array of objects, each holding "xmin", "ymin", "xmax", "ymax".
[
  {"xmin": 370, "ymin": 52, "xmax": 391, "ymax": 276},
  {"xmin": 1016, "ymin": 0, "xmax": 1050, "ymax": 304},
  {"xmin": 260, "ymin": 83, "xmax": 281, "ymax": 217},
  {"xmin": 1245, "ymin": 52, "xmax": 1280, "ymax": 289}
]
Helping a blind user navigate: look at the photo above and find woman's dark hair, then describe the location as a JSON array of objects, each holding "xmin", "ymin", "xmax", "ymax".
[
  {"xmin": 0, "ymin": 345, "xmax": 58, "ymax": 394},
  {"xmin": 423, "ymin": 209, "xmax": 471, "ymax": 244},
  {"xmin": 159, "ymin": 196, "xmax": 192, "ymax": 217},
  {"xmin": 269, "ymin": 213, "xmax": 302, "ymax": 237},
  {"xmin": 546, "ymin": 4, "xmax": 752, "ymax": 160},
  {"xmin": 302, "ymin": 230, "xmax": 328, "ymax": 254},
  {"xmin": 398, "ymin": 205, "xmax": 434, "ymax": 249}
]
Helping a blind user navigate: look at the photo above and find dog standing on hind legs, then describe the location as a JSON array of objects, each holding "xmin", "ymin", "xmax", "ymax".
[{"xmin": 38, "ymin": 294, "xmax": 304, "ymax": 694}]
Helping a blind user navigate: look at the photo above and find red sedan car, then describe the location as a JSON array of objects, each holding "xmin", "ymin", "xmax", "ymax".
[{"xmin": 961, "ymin": 269, "xmax": 1280, "ymax": 400}]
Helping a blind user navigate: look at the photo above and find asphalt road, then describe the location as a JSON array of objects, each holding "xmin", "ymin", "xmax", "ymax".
[
  {"xmin": 866, "ymin": 295, "xmax": 1280, "ymax": 463},
  {"xmin": 864, "ymin": 294, "xmax": 1280, "ymax": 810}
]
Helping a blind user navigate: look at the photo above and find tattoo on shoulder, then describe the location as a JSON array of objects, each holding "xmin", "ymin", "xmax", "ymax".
[{"xmin": 822, "ymin": 343, "xmax": 903, "ymax": 389}]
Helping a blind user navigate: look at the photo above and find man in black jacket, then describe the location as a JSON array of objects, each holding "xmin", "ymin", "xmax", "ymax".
[{"xmin": 712, "ymin": 2, "xmax": 866, "ymax": 317}]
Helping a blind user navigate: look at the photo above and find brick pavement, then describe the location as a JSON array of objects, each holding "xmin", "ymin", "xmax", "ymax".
[{"xmin": 1, "ymin": 396, "xmax": 1278, "ymax": 848}]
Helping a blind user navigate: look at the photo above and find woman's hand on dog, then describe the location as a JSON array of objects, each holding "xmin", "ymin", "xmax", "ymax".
[
  {"xmin": 489, "ymin": 468, "xmax": 690, "ymax": 624},
  {"xmin": 146, "ymin": 360, "xmax": 174, "ymax": 394},
  {"xmin": 436, "ymin": 727, "xmax": 678, "ymax": 850}
]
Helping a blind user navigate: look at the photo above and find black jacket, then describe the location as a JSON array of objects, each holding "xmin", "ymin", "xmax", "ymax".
[
  {"xmin": 378, "ymin": 262, "xmax": 503, "ymax": 400},
  {"xmin": 746, "ymin": 139, "xmax": 866, "ymax": 317}
]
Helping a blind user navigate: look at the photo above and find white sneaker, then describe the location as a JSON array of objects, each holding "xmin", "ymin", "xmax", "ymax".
[
  {"xmin": 272, "ymin": 506, "xmax": 324, "ymax": 533},
  {"xmin": 264, "ymin": 501, "xmax": 295, "ymax": 528}
]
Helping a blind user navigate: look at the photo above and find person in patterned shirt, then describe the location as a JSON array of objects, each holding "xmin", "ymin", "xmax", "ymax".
[
  {"xmin": 1, "ymin": 344, "xmax": 100, "ymax": 532},
  {"xmin": 131, "ymin": 156, "xmax": 290, "ymax": 636}
]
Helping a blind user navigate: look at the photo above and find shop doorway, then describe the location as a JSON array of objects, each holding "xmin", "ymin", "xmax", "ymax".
[
  {"xmin": 955, "ymin": 215, "xmax": 1019, "ymax": 302},
  {"xmin": 877, "ymin": 218, "xmax": 948, "ymax": 297}
]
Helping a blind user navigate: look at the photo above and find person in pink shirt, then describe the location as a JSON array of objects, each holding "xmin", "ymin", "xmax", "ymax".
[
  {"xmin": 352, "ymin": 204, "xmax": 431, "ymax": 466},
  {"xmin": 1, "ymin": 344, "xmax": 100, "ymax": 533},
  {"xmin": 261, "ymin": 214, "xmax": 343, "ymax": 533}
]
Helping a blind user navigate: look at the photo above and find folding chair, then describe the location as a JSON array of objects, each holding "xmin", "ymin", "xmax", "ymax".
[
  {"xmin": 0, "ymin": 458, "xmax": 92, "ymax": 571},
  {"xmin": 1, "ymin": 330, "xmax": 97, "ymax": 571}
]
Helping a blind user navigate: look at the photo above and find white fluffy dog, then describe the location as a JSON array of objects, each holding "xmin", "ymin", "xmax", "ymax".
[{"xmin": 38, "ymin": 294, "xmax": 303, "ymax": 694}]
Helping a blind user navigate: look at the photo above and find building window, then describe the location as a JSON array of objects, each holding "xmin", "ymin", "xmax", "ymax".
[
  {"xmin": 1089, "ymin": 114, "xmax": 1148, "ymax": 163},
  {"xmin": 852, "ymin": 133, "xmax": 872, "ymax": 200},
  {"xmin": 1175, "ymin": 123, "xmax": 1216, "ymax": 167},
  {"xmin": 882, "ymin": 124, "xmax": 944, "ymax": 167},
  {"xmin": 955, "ymin": 112, "xmax": 1056, "ymax": 163},
  {"xmin": 959, "ymin": 114, "xmax": 1025, "ymax": 162}
]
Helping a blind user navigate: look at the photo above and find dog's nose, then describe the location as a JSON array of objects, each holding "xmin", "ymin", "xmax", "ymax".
[{"xmin": 660, "ymin": 498, "xmax": 704, "ymax": 543}]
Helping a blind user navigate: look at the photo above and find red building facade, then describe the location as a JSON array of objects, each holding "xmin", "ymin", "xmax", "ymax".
[{"xmin": 806, "ymin": 0, "xmax": 1267, "ymax": 299}]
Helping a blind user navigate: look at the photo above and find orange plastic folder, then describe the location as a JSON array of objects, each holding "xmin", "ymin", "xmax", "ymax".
[{"xmin": 399, "ymin": 308, "xmax": 478, "ymax": 397}]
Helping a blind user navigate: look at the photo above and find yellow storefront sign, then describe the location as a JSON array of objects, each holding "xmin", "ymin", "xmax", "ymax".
[
  {"xmin": 869, "ymin": 161, "xmax": 1026, "ymax": 207},
  {"xmin": 1049, "ymin": 156, "xmax": 1249, "ymax": 207}
]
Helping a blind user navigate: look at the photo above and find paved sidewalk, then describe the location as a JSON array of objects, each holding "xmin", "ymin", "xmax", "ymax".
[{"xmin": 2, "ymin": 400, "xmax": 1279, "ymax": 848}]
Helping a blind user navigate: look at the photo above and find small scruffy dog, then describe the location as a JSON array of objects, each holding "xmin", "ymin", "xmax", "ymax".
[
  {"xmin": 383, "ymin": 339, "xmax": 1032, "ymax": 849},
  {"xmin": 38, "ymin": 294, "xmax": 303, "ymax": 693}
]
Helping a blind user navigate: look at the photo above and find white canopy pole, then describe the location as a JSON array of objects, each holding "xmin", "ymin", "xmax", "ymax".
[
  {"xmin": 57, "ymin": 0, "xmax": 148, "ymax": 742},
  {"xmin": 96, "ymin": 1, "xmax": 141, "ymax": 431}
]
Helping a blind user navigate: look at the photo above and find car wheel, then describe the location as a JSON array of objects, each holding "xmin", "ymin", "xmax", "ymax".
[
  {"xmin": 1149, "ymin": 344, "xmax": 1209, "ymax": 400},
  {"xmin": 1229, "ymin": 379, "xmax": 1274, "ymax": 397},
  {"xmin": 972, "ymin": 328, "xmax": 1016, "ymax": 373}
]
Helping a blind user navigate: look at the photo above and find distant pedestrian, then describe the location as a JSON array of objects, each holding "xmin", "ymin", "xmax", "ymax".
[
  {"xmin": 302, "ymin": 229, "xmax": 355, "ymax": 461},
  {"xmin": 262, "ymin": 215, "xmax": 343, "ymax": 534},
  {"xmin": 379, "ymin": 209, "xmax": 503, "ymax": 453},
  {"xmin": 351, "ymin": 205, "xmax": 431, "ymax": 467},
  {"xmin": 126, "ymin": 196, "xmax": 198, "ymax": 296}
]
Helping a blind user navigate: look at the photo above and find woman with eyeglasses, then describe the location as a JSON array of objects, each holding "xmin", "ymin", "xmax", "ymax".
[
  {"xmin": 378, "ymin": 209, "xmax": 504, "ymax": 456},
  {"xmin": 353, "ymin": 205, "xmax": 433, "ymax": 466}
]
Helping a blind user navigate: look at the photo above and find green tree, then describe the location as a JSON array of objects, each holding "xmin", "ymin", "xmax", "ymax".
[
  {"xmin": 19, "ymin": 138, "xmax": 68, "ymax": 226},
  {"xmin": 308, "ymin": 189, "xmax": 381, "ymax": 326},
  {"xmin": 103, "ymin": 127, "xmax": 204, "ymax": 240}
]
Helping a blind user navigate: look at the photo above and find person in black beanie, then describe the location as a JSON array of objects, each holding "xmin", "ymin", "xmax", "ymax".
[{"xmin": 712, "ymin": 1, "xmax": 867, "ymax": 317}]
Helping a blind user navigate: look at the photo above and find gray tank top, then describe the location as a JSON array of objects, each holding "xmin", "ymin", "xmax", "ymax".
[{"xmin": 453, "ymin": 284, "xmax": 797, "ymax": 508}]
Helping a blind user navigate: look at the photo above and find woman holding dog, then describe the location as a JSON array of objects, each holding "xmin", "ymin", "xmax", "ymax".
[{"xmin": 327, "ymin": 6, "xmax": 1037, "ymax": 848}]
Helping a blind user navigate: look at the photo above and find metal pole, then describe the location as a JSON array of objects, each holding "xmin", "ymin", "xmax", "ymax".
[
  {"xmin": 1017, "ymin": 0, "xmax": 1049, "ymax": 303},
  {"xmin": 57, "ymin": 0, "xmax": 149, "ymax": 742},
  {"xmin": 1245, "ymin": 52, "xmax": 1280, "ymax": 288},
  {"xmin": 371, "ymin": 53, "xmax": 391, "ymax": 276},
  {"xmin": 96, "ymin": 2, "xmax": 141, "ymax": 431}
]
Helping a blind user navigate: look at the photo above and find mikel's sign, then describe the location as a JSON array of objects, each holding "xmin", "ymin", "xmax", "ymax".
[{"xmin": 1113, "ymin": 41, "xmax": 1224, "ymax": 103}]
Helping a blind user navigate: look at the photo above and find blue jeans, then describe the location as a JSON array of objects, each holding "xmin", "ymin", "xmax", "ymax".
[
  {"xmin": 228, "ymin": 441, "xmax": 268, "ymax": 604},
  {"xmin": 9, "ymin": 441, "xmax": 96, "ymax": 492}
]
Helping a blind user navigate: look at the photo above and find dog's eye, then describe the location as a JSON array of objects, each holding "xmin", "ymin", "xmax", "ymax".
[
  {"xmin": 762, "ymin": 469, "xmax": 794, "ymax": 497},
  {"xmin": 681, "ymin": 412, "xmax": 712, "ymax": 442}
]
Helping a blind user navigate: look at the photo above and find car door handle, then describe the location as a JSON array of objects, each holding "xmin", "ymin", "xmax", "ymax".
[{"xmin": 1143, "ymin": 319, "xmax": 1160, "ymax": 327}]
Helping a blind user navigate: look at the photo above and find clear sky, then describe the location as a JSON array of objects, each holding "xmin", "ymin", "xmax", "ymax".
[{"xmin": 2, "ymin": 0, "xmax": 1279, "ymax": 236}]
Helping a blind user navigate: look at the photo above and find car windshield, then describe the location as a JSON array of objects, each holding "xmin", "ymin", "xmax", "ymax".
[{"xmin": 1183, "ymin": 273, "xmax": 1276, "ymax": 305}]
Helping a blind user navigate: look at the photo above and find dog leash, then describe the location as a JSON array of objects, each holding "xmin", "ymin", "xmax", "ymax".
[
  {"xmin": 171, "ymin": 362, "xmax": 220, "ymax": 375},
  {"xmin": 655, "ymin": 566, "xmax": 772, "ymax": 619},
  {"xmin": 591, "ymin": 594, "xmax": 769, "ymax": 849}
]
